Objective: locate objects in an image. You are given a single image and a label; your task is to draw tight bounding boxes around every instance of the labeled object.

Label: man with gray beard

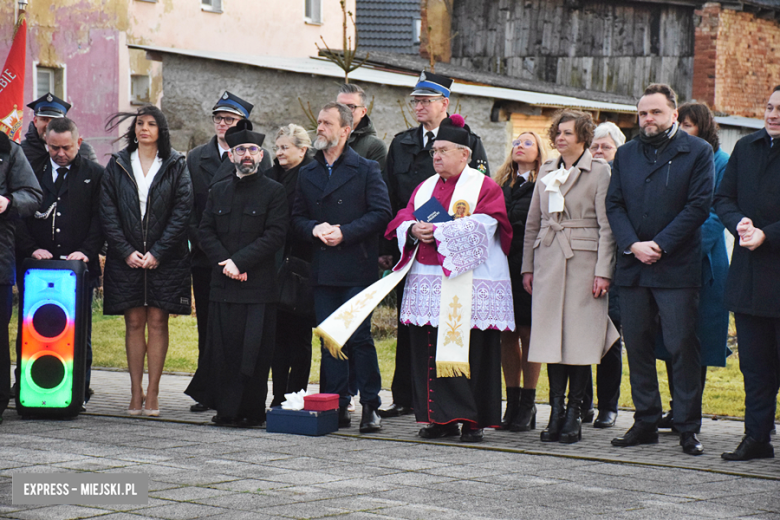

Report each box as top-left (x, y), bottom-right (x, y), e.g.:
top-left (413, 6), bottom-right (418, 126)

top-left (292, 102), bottom-right (392, 433)
top-left (185, 120), bottom-right (288, 427)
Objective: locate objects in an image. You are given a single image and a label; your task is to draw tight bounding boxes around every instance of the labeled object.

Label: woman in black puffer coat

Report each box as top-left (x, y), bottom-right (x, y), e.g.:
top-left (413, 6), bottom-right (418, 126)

top-left (101, 105), bottom-right (192, 417)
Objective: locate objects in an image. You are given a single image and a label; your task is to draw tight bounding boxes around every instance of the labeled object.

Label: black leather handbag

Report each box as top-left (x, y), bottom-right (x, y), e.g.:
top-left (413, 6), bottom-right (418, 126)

top-left (276, 256), bottom-right (315, 317)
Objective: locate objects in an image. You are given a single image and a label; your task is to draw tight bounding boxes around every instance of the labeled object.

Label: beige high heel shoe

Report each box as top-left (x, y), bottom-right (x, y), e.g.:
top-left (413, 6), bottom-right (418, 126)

top-left (127, 394), bottom-right (145, 416)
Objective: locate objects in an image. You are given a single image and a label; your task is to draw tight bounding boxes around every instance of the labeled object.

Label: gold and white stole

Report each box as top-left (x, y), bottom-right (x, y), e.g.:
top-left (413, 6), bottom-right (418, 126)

top-left (314, 167), bottom-right (484, 380)
top-left (413, 167), bottom-right (484, 378)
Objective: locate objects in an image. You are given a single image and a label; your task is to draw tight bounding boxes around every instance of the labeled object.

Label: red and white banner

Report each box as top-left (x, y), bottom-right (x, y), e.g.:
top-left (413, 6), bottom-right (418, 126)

top-left (0, 18), bottom-right (27, 142)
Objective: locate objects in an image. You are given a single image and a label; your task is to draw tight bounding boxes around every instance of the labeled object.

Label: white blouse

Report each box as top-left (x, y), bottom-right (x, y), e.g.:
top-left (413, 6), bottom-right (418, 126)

top-left (130, 150), bottom-right (163, 219)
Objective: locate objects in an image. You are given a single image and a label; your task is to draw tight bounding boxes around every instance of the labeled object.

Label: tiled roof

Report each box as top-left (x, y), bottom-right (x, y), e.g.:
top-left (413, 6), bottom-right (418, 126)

top-left (356, 0), bottom-right (421, 54)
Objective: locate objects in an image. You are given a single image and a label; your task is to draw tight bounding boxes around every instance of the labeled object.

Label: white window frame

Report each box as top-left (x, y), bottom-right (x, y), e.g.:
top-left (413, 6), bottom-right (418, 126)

top-left (413, 18), bottom-right (422, 45)
top-left (130, 74), bottom-right (152, 105)
top-left (33, 63), bottom-right (67, 101)
top-left (304, 0), bottom-right (322, 25)
top-left (201, 0), bottom-right (222, 13)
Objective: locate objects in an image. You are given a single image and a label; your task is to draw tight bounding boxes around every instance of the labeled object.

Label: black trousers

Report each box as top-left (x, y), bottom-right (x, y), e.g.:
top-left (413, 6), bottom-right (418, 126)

top-left (0, 286), bottom-right (12, 415)
top-left (584, 284), bottom-right (622, 413)
top-left (620, 286), bottom-right (702, 433)
top-left (191, 266), bottom-right (211, 366)
top-left (734, 313), bottom-right (780, 443)
top-left (388, 281), bottom-right (413, 408)
top-left (271, 309), bottom-right (313, 405)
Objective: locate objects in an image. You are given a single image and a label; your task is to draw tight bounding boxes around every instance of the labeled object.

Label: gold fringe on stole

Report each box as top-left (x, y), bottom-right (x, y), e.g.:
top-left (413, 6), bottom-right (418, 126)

top-left (313, 328), bottom-right (348, 360)
top-left (436, 362), bottom-right (471, 379)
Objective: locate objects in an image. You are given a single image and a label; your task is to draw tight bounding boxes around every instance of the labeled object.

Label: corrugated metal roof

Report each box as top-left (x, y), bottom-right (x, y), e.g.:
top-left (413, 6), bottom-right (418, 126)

top-left (715, 115), bottom-right (765, 130)
top-left (130, 44), bottom-right (638, 114)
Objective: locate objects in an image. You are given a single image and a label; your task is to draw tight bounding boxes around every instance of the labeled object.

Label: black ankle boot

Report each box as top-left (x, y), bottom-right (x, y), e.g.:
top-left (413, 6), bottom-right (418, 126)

top-left (559, 365), bottom-right (589, 444)
top-left (559, 402), bottom-right (582, 443)
top-left (501, 387), bottom-right (521, 430)
top-left (510, 388), bottom-right (536, 432)
top-left (541, 365), bottom-right (566, 442)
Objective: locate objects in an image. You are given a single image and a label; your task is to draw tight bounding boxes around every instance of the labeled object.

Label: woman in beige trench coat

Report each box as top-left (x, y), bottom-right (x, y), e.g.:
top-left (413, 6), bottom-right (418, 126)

top-left (522, 111), bottom-right (619, 444)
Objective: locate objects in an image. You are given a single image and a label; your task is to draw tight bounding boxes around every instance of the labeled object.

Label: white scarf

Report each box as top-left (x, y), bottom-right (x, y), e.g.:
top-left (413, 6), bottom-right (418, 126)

top-left (540, 166), bottom-right (572, 213)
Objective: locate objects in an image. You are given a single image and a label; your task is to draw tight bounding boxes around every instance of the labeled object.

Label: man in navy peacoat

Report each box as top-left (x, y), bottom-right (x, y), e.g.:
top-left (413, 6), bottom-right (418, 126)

top-left (606, 84), bottom-right (713, 456)
top-left (291, 103), bottom-right (392, 433)
top-left (716, 86), bottom-right (780, 461)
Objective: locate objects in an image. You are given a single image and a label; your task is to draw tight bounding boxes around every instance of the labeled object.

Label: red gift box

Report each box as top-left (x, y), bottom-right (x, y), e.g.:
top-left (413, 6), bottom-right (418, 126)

top-left (303, 393), bottom-right (340, 411)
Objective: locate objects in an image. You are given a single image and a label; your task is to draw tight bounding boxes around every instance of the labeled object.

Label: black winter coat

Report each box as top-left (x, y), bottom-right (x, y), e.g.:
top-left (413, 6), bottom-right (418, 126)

top-left (198, 170), bottom-right (288, 303)
top-left (384, 123), bottom-right (490, 215)
top-left (348, 116), bottom-right (387, 170)
top-left (714, 129), bottom-right (780, 317)
top-left (187, 135), bottom-right (271, 268)
top-left (16, 154), bottom-right (104, 282)
top-left (100, 148), bottom-right (193, 315)
top-left (606, 131), bottom-right (714, 288)
top-left (265, 155), bottom-right (313, 262)
top-left (503, 177), bottom-right (534, 325)
top-left (0, 132), bottom-right (42, 285)
top-left (21, 121), bottom-right (98, 170)
top-left (292, 147), bottom-right (392, 287)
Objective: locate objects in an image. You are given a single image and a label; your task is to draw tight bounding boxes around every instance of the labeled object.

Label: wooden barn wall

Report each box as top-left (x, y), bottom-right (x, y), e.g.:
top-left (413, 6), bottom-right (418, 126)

top-left (449, 0), bottom-right (695, 100)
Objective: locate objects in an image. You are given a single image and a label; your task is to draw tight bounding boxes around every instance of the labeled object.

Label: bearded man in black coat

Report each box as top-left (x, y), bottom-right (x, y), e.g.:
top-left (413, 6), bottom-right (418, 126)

top-left (186, 121), bottom-right (288, 427)
top-left (187, 91), bottom-right (271, 413)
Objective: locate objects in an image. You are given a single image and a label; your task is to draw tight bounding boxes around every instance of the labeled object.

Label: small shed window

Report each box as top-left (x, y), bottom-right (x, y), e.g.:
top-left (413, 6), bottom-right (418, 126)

top-left (202, 0), bottom-right (222, 13)
top-left (131, 75), bottom-right (151, 104)
top-left (305, 0), bottom-right (322, 24)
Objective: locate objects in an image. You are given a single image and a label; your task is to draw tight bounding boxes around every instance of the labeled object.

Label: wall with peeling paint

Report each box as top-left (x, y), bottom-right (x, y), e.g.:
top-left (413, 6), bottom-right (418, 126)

top-left (0, 0), bottom-right (355, 164)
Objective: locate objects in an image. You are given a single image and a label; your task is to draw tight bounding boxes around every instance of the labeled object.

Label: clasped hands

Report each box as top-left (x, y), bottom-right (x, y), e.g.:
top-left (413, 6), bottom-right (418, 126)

top-left (219, 259), bottom-right (247, 282)
top-left (33, 249), bottom-right (89, 262)
top-left (411, 221), bottom-right (435, 244)
top-left (630, 241), bottom-right (663, 265)
top-left (313, 222), bottom-right (343, 246)
top-left (737, 217), bottom-right (766, 251)
top-left (125, 251), bottom-right (159, 269)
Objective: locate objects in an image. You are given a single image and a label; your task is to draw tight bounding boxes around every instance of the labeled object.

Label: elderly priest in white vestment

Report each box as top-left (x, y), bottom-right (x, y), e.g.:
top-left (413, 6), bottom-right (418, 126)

top-left (384, 115), bottom-right (514, 443)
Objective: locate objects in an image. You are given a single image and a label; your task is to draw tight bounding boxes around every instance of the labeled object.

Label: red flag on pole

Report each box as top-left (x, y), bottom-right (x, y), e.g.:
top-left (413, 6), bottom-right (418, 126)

top-left (0, 18), bottom-right (27, 143)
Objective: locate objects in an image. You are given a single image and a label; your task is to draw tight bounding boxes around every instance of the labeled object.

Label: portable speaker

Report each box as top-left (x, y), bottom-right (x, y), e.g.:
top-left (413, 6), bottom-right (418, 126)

top-left (16, 259), bottom-right (89, 417)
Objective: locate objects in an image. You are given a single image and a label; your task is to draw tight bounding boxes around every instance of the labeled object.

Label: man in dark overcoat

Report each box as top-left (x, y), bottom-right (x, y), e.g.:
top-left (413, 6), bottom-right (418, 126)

top-left (15, 117), bottom-right (103, 408)
top-left (186, 91), bottom-right (271, 413)
top-left (606, 83), bottom-right (713, 456)
top-left (379, 72), bottom-right (490, 419)
top-left (20, 93), bottom-right (97, 169)
top-left (0, 131), bottom-right (42, 425)
top-left (291, 102), bottom-right (392, 433)
top-left (185, 121), bottom-right (287, 427)
top-left (716, 85), bottom-right (780, 461)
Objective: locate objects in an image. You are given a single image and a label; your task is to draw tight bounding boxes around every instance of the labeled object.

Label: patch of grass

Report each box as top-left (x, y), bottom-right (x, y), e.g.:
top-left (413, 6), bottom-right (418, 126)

top-left (11, 302), bottom-right (778, 419)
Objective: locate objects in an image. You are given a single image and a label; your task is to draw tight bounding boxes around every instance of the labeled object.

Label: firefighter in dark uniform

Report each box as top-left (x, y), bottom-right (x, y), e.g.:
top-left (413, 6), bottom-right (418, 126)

top-left (15, 117), bottom-right (103, 409)
top-left (379, 71), bottom-right (490, 418)
top-left (21, 93), bottom-right (98, 170)
top-left (186, 91), bottom-right (272, 413)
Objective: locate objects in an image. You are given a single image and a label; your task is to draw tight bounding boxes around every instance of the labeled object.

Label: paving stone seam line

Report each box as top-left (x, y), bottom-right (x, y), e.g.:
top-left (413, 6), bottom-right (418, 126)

top-left (329, 433), bottom-right (780, 482)
top-left (10, 410), bottom-right (777, 483)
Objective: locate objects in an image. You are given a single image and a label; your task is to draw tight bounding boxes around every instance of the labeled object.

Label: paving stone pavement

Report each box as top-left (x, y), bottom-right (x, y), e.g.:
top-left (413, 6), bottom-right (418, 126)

top-left (0, 367), bottom-right (778, 519)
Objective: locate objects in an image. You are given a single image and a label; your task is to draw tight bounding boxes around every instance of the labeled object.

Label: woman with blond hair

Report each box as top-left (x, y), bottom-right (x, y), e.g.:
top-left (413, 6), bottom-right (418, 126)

top-left (493, 131), bottom-right (547, 432)
top-left (267, 124), bottom-right (314, 407)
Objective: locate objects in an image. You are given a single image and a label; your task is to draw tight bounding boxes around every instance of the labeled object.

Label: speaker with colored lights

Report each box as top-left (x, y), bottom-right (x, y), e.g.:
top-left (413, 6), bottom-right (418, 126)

top-left (16, 259), bottom-right (89, 418)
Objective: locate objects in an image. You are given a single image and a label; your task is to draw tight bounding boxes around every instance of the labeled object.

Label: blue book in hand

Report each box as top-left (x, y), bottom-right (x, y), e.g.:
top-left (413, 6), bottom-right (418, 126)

top-left (414, 197), bottom-right (453, 223)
